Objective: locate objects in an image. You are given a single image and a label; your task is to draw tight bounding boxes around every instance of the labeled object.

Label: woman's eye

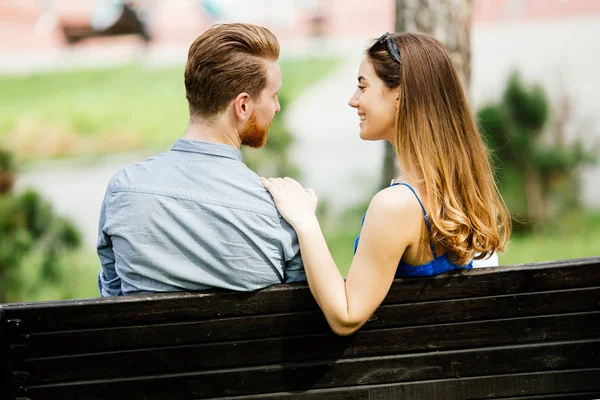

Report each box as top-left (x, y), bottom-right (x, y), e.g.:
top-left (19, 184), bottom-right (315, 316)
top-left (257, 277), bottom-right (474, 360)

top-left (357, 85), bottom-right (366, 91)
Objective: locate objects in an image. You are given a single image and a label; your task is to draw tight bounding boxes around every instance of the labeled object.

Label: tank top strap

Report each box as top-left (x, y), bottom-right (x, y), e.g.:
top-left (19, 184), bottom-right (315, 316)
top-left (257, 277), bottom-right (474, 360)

top-left (391, 182), bottom-right (438, 259)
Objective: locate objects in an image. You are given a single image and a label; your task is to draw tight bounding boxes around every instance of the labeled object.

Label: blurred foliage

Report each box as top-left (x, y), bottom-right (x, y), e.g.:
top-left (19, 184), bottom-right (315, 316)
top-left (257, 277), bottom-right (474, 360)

top-left (0, 148), bottom-right (81, 303)
top-left (478, 72), bottom-right (597, 231)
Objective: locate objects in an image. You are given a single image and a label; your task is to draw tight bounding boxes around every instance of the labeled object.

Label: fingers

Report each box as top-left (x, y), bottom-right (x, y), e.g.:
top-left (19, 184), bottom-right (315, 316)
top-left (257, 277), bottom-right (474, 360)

top-left (260, 177), bottom-right (279, 197)
top-left (262, 177), bottom-right (304, 190)
top-left (260, 177), bottom-right (270, 188)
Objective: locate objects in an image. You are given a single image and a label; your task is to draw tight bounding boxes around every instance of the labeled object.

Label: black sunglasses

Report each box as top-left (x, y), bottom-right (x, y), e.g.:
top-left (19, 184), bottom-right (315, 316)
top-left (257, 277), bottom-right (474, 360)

top-left (377, 32), bottom-right (402, 64)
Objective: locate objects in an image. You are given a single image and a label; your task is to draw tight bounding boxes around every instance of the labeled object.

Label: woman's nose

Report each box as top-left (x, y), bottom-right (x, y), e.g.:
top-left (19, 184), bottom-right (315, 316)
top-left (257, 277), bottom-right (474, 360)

top-left (348, 92), bottom-right (359, 108)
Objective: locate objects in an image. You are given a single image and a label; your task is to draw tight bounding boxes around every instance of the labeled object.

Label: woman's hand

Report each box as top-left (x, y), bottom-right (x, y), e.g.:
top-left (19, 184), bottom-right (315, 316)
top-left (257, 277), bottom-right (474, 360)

top-left (260, 177), bottom-right (318, 230)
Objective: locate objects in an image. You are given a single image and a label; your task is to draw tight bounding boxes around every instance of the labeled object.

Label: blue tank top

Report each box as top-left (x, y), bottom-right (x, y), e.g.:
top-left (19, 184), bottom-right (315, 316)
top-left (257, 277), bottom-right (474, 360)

top-left (353, 182), bottom-right (473, 277)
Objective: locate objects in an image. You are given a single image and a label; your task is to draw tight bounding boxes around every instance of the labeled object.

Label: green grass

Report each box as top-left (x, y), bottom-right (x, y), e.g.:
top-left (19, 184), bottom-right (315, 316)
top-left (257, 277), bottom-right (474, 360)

top-left (326, 210), bottom-right (600, 277)
top-left (326, 229), bottom-right (357, 277)
top-left (0, 58), bottom-right (341, 161)
top-left (9, 249), bottom-right (100, 302)
top-left (499, 211), bottom-right (600, 265)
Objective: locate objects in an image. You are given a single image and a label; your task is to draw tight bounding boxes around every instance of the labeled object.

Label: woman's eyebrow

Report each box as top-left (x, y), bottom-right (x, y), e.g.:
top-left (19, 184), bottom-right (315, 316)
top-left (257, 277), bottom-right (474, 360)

top-left (358, 75), bottom-right (368, 83)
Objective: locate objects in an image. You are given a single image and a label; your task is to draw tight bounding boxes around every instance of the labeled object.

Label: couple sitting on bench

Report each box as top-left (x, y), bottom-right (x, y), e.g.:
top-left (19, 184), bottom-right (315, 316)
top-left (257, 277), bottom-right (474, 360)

top-left (97, 23), bottom-right (510, 336)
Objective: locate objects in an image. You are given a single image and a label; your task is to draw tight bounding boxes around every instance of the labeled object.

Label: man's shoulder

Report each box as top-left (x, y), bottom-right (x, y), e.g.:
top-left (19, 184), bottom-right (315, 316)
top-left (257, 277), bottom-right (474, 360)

top-left (107, 152), bottom-right (170, 190)
top-left (104, 152), bottom-right (286, 221)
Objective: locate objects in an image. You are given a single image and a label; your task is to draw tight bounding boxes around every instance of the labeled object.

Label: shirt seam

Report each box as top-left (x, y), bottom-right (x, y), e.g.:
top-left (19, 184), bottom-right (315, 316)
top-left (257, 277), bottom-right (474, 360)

top-left (110, 185), bottom-right (281, 220)
top-left (170, 148), bottom-right (243, 161)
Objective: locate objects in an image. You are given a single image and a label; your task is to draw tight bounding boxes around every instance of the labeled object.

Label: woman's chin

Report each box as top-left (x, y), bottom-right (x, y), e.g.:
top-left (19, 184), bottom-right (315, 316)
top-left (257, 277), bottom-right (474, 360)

top-left (359, 130), bottom-right (380, 141)
top-left (359, 128), bottom-right (370, 140)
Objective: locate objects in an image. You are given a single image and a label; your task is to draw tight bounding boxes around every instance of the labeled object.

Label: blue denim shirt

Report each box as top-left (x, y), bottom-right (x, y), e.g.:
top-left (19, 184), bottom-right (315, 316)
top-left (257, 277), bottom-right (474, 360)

top-left (97, 139), bottom-right (306, 296)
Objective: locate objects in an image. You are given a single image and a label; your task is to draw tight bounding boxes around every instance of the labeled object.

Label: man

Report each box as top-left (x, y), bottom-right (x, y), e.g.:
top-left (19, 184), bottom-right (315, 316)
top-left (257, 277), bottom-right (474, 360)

top-left (97, 23), bottom-right (305, 296)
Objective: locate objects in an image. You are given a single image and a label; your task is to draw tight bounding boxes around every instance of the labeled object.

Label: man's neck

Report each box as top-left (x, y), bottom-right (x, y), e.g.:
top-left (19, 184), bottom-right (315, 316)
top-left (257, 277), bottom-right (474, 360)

top-left (183, 115), bottom-right (241, 149)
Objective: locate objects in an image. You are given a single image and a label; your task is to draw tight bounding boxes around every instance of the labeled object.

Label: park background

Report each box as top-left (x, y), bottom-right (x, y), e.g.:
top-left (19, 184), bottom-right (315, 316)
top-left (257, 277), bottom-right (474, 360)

top-left (1, 0), bottom-right (599, 302)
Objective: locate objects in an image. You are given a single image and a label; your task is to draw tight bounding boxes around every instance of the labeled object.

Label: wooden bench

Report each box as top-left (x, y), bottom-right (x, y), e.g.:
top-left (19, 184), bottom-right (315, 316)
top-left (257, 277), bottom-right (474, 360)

top-left (1, 257), bottom-right (599, 400)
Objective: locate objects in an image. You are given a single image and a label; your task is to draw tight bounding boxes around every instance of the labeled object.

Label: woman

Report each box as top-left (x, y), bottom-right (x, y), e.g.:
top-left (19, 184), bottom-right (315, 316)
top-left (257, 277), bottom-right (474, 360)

top-left (261, 32), bottom-right (511, 336)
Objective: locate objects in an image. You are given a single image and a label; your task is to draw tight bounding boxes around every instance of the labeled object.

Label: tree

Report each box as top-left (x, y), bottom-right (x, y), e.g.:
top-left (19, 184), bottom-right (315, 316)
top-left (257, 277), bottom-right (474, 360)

top-left (0, 149), bottom-right (81, 303)
top-left (478, 72), bottom-right (596, 230)
top-left (383, 0), bottom-right (473, 187)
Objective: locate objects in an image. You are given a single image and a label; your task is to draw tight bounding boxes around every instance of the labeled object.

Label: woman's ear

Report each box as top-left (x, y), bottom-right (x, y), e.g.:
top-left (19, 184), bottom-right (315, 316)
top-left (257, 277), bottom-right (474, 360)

top-left (395, 88), bottom-right (402, 104)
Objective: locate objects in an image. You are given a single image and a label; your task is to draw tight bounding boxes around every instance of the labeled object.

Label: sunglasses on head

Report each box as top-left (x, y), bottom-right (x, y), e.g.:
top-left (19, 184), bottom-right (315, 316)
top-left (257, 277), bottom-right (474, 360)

top-left (377, 32), bottom-right (402, 64)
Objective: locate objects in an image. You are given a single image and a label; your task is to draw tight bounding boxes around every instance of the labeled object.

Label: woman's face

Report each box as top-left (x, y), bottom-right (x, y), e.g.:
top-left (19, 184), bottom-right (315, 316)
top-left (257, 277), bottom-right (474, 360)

top-left (348, 57), bottom-right (399, 142)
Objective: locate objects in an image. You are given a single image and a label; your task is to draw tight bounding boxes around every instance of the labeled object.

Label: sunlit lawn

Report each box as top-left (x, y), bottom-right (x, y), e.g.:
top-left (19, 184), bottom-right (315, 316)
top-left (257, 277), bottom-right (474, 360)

top-left (0, 57), bottom-right (341, 161)
top-left (499, 211), bottom-right (600, 265)
top-left (328, 211), bottom-right (600, 277)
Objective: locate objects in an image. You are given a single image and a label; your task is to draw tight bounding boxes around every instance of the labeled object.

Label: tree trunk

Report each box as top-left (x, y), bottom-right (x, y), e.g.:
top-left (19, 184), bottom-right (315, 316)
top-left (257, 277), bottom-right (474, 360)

top-left (382, 0), bottom-right (473, 187)
top-left (395, 0), bottom-right (472, 87)
top-left (0, 171), bottom-right (14, 194)
top-left (524, 163), bottom-right (546, 229)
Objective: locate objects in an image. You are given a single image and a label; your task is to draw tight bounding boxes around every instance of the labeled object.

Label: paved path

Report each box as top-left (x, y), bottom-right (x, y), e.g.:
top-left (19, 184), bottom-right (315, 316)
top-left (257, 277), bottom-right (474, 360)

top-left (15, 151), bottom-right (153, 250)
top-left (286, 56), bottom-right (383, 211)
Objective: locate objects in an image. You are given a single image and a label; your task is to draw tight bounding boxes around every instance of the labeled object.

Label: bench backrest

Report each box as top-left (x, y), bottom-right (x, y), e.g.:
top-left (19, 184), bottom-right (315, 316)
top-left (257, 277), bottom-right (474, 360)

top-left (1, 257), bottom-right (600, 399)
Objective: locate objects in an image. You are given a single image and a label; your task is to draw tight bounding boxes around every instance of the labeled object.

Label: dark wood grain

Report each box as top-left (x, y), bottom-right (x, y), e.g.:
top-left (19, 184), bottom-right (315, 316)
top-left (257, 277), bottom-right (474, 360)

top-left (13, 285), bottom-right (600, 360)
top-left (16, 312), bottom-right (600, 385)
top-left (493, 392), bottom-right (600, 399)
top-left (0, 309), bottom-right (16, 400)
top-left (21, 340), bottom-right (600, 399)
top-left (2, 257), bottom-right (600, 400)
top-left (213, 369), bottom-right (600, 400)
top-left (3, 258), bottom-right (599, 333)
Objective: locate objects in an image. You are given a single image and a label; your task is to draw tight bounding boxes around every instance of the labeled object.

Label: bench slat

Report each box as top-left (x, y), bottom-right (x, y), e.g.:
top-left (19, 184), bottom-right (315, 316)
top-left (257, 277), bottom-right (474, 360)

top-left (20, 340), bottom-right (600, 399)
top-left (3, 258), bottom-right (599, 333)
top-left (493, 393), bottom-right (600, 399)
top-left (0, 309), bottom-right (16, 400)
top-left (14, 286), bottom-right (600, 359)
top-left (213, 369), bottom-right (600, 400)
top-left (15, 312), bottom-right (600, 385)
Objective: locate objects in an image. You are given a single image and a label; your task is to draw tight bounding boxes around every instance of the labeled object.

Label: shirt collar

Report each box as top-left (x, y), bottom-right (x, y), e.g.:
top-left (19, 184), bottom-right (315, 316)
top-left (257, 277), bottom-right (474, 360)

top-left (170, 138), bottom-right (244, 161)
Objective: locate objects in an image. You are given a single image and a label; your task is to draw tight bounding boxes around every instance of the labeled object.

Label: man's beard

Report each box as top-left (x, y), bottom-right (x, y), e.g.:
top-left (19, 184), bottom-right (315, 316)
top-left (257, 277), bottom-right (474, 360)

top-left (240, 111), bottom-right (272, 149)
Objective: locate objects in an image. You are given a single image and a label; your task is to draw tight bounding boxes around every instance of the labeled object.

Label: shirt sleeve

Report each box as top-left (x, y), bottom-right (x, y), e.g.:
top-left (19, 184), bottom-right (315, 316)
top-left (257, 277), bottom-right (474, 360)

top-left (97, 183), bottom-right (123, 296)
top-left (279, 218), bottom-right (306, 283)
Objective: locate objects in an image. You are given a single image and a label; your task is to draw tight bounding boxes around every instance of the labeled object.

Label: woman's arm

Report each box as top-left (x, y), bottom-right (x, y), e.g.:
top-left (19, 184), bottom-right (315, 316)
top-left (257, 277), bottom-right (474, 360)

top-left (262, 178), bottom-right (416, 335)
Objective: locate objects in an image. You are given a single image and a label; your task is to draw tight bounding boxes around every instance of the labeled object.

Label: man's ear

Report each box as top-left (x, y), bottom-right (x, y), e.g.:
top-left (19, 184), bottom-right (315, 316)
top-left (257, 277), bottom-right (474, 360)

top-left (233, 92), bottom-right (251, 121)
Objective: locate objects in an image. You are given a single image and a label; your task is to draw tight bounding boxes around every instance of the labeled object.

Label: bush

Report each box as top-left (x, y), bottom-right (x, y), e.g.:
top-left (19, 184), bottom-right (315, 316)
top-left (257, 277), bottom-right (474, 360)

top-left (0, 148), bottom-right (81, 302)
top-left (478, 72), bottom-right (596, 231)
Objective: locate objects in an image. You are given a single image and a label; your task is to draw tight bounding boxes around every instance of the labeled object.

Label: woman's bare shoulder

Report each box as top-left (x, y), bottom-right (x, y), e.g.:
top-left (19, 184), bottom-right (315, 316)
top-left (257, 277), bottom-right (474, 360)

top-left (366, 184), bottom-right (423, 223)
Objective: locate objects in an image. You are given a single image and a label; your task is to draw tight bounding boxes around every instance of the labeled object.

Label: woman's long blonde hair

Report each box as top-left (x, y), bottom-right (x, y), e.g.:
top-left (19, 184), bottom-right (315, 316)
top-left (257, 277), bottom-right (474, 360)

top-left (367, 32), bottom-right (510, 265)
